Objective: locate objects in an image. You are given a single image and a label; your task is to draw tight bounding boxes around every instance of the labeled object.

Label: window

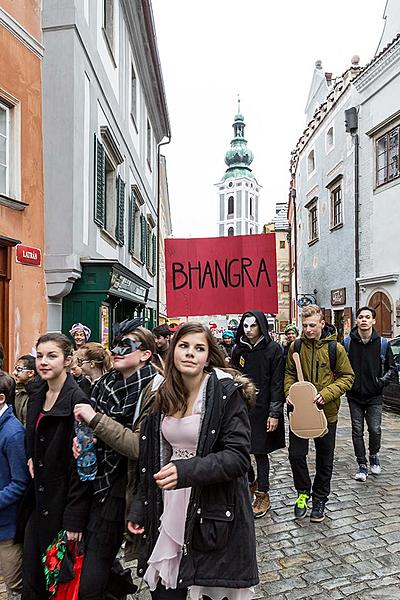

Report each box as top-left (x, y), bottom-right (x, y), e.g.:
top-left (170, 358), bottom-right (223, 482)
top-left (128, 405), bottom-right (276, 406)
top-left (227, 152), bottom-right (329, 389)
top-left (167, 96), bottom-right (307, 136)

top-left (128, 192), bottom-right (140, 257)
top-left (376, 125), bottom-right (399, 187)
top-left (227, 227), bottom-right (234, 236)
top-left (282, 283), bottom-right (290, 293)
top-left (307, 149), bottom-right (315, 176)
top-left (0, 103), bottom-right (9, 195)
top-left (280, 240), bottom-right (285, 249)
top-left (103, 0), bottom-right (114, 52)
top-left (330, 185), bottom-right (343, 228)
top-left (307, 199), bottom-right (319, 243)
top-left (94, 129), bottom-right (124, 243)
top-left (326, 126), bottom-right (334, 152)
top-left (130, 64), bottom-right (137, 125)
top-left (250, 197), bottom-right (253, 217)
top-left (249, 227), bottom-right (253, 235)
top-left (227, 195), bottom-right (234, 215)
top-left (146, 119), bottom-right (152, 169)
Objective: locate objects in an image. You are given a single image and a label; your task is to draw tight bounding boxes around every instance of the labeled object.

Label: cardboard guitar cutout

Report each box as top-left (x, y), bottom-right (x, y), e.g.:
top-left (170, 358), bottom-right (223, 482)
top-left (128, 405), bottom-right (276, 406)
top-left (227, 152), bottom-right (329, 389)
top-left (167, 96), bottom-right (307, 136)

top-left (288, 352), bottom-right (328, 439)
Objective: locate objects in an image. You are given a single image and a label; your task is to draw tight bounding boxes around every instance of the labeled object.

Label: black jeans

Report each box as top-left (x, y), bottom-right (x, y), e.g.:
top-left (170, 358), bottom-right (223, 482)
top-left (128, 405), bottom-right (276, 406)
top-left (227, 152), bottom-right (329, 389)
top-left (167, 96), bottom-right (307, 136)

top-left (248, 454), bottom-right (270, 492)
top-left (348, 400), bottom-right (382, 464)
top-left (288, 421), bottom-right (337, 503)
top-left (150, 582), bottom-right (188, 599)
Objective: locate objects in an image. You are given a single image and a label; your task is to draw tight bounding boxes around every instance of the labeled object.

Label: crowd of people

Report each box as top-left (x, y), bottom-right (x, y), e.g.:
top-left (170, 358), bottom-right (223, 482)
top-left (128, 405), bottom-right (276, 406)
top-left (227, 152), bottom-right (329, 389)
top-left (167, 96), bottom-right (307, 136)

top-left (0, 305), bottom-right (396, 600)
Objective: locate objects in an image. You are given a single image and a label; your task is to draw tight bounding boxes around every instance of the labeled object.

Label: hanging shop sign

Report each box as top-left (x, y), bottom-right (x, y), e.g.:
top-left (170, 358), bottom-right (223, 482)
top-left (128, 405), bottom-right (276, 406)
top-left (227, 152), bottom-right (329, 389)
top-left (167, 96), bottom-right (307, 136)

top-left (15, 244), bottom-right (42, 266)
top-left (331, 287), bottom-right (346, 306)
top-left (165, 233), bottom-right (278, 316)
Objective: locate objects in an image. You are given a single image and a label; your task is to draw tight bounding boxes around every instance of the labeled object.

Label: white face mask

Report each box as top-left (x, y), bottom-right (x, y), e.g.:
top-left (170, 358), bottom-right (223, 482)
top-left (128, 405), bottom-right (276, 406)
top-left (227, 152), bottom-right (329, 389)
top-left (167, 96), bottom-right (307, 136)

top-left (243, 316), bottom-right (261, 340)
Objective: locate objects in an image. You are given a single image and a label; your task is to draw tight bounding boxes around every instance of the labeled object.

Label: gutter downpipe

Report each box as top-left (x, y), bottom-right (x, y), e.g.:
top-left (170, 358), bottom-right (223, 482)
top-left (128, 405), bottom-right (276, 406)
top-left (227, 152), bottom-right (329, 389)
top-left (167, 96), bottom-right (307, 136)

top-left (354, 132), bottom-right (360, 314)
top-left (156, 137), bottom-right (171, 325)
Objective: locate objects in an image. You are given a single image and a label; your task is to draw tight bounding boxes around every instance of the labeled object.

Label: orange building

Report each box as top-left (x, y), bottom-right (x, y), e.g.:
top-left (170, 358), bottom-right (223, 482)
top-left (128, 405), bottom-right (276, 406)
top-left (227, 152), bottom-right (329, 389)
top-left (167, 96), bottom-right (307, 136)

top-left (0, 0), bottom-right (46, 369)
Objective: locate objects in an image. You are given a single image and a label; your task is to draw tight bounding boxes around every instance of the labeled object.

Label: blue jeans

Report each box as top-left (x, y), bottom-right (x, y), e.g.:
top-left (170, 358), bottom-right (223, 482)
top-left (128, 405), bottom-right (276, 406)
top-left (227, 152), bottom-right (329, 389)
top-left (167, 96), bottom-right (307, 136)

top-left (348, 401), bottom-right (382, 465)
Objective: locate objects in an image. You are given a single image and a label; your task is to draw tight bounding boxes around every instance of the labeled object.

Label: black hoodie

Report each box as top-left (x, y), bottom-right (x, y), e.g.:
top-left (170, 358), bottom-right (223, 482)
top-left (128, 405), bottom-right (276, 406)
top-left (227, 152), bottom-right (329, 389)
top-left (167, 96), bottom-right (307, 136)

top-left (346, 326), bottom-right (396, 404)
top-left (231, 311), bottom-right (285, 454)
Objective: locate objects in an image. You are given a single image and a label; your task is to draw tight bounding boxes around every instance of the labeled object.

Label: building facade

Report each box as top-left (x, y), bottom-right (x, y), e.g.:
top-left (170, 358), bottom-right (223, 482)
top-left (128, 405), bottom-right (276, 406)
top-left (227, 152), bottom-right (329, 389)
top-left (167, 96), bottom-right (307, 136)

top-left (0, 0), bottom-right (47, 369)
top-left (354, 27), bottom-right (400, 337)
top-left (216, 105), bottom-right (261, 237)
top-left (289, 59), bottom-right (361, 340)
top-left (158, 153), bottom-right (172, 323)
top-left (42, 0), bottom-right (170, 344)
top-left (264, 203), bottom-right (290, 338)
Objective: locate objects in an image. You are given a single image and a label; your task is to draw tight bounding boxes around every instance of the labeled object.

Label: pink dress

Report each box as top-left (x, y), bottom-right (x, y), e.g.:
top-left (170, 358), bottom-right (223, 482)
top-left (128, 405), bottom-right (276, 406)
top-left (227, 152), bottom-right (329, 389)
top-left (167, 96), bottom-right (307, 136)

top-left (144, 378), bottom-right (255, 600)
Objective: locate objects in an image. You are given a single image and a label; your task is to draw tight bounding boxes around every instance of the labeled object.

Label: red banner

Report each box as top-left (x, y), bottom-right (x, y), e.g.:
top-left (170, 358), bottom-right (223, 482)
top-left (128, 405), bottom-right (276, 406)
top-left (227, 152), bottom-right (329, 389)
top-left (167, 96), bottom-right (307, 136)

top-left (165, 234), bottom-right (278, 317)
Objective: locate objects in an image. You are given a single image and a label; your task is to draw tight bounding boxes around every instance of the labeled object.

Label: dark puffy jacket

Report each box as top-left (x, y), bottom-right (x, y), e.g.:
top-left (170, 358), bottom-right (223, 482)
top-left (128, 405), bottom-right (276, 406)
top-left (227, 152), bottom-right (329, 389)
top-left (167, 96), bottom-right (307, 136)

top-left (128, 369), bottom-right (259, 589)
top-left (346, 327), bottom-right (396, 405)
top-left (231, 310), bottom-right (285, 454)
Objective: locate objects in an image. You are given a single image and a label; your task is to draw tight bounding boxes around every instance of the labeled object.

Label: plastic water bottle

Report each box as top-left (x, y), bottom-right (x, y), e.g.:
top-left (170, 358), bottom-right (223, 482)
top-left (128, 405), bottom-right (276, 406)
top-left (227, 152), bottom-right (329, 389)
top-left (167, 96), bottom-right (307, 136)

top-left (75, 421), bottom-right (97, 481)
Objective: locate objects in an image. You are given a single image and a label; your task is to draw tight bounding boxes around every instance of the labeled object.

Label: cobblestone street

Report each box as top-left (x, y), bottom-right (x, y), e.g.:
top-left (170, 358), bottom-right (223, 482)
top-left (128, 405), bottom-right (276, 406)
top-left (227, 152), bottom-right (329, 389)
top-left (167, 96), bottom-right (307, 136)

top-left (2, 401), bottom-right (399, 600)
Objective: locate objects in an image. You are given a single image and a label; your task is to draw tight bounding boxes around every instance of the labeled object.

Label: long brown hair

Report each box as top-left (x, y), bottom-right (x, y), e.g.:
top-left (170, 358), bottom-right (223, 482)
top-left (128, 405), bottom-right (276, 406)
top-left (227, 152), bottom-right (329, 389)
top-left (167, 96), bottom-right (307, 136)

top-left (154, 322), bottom-right (226, 416)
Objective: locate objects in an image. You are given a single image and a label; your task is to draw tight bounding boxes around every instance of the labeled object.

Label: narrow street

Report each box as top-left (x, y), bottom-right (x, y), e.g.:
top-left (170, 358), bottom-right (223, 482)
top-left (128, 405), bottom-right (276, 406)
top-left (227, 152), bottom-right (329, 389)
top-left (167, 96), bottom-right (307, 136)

top-left (130, 401), bottom-right (400, 600)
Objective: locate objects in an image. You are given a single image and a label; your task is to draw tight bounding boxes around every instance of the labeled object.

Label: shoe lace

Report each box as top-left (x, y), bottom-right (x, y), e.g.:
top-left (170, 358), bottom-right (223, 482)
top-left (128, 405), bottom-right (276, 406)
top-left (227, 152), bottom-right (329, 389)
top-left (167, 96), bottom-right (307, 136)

top-left (296, 493), bottom-right (309, 509)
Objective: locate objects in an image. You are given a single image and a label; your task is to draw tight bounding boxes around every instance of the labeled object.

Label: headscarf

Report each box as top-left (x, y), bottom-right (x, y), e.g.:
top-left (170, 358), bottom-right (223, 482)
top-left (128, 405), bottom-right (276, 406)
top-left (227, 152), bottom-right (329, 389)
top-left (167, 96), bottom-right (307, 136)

top-left (69, 323), bottom-right (91, 342)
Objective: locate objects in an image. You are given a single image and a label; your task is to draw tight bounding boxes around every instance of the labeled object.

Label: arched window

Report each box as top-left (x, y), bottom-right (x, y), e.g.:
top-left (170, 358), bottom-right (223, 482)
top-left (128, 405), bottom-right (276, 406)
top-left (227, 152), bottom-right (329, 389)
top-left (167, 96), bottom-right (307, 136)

top-left (227, 196), bottom-right (234, 215)
top-left (249, 227), bottom-right (253, 235)
top-left (228, 227), bottom-right (234, 236)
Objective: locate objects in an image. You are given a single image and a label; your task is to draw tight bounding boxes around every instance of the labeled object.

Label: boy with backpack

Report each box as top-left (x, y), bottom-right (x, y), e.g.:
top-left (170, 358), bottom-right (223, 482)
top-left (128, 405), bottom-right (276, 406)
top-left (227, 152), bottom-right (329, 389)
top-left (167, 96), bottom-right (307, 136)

top-left (284, 304), bottom-right (354, 522)
top-left (344, 306), bottom-right (396, 481)
top-left (0, 371), bottom-right (29, 599)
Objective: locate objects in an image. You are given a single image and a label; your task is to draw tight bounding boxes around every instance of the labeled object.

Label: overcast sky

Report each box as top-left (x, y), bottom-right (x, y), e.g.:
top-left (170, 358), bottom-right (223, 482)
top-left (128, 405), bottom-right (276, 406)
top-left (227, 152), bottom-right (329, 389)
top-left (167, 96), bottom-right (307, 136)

top-left (152, 0), bottom-right (387, 238)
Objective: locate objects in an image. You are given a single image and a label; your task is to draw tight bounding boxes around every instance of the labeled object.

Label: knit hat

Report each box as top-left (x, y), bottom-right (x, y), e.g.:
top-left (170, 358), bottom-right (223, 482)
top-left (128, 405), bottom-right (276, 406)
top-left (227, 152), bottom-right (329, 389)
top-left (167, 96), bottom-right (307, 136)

top-left (284, 324), bottom-right (299, 336)
top-left (69, 323), bottom-right (91, 342)
top-left (222, 330), bottom-right (235, 339)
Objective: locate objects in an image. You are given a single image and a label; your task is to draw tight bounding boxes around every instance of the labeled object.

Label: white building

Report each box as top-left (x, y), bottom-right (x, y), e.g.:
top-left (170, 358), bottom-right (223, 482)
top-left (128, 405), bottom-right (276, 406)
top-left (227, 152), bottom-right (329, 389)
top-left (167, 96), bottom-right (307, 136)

top-left (216, 105), bottom-right (261, 237)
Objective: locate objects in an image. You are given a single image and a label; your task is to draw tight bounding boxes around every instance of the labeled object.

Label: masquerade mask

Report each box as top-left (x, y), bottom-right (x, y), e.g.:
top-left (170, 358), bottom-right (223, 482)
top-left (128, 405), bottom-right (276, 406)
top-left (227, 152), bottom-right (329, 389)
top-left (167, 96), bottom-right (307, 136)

top-left (111, 338), bottom-right (142, 356)
top-left (243, 316), bottom-right (257, 334)
top-left (14, 366), bottom-right (30, 373)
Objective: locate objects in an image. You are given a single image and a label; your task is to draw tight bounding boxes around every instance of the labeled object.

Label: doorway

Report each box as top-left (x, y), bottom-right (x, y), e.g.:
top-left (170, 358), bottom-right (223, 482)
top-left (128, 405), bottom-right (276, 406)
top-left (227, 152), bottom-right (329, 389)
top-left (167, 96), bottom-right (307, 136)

top-left (0, 246), bottom-right (11, 370)
top-left (369, 291), bottom-right (392, 337)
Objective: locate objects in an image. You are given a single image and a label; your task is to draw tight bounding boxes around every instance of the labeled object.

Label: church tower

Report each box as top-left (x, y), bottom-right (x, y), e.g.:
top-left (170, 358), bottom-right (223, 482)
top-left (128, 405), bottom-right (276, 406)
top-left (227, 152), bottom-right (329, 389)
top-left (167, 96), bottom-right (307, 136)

top-left (216, 101), bottom-right (262, 236)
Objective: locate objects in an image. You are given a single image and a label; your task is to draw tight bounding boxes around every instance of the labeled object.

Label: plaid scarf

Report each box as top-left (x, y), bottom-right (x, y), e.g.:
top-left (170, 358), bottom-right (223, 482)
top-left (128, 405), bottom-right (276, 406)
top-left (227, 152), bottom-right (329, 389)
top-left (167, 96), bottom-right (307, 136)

top-left (91, 363), bottom-right (156, 499)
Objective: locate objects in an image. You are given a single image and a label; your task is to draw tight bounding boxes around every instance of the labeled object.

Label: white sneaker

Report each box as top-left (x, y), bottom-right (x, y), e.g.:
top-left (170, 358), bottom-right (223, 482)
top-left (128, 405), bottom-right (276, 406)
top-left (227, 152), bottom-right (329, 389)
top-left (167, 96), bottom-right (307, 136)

top-left (354, 464), bottom-right (368, 481)
top-left (370, 454), bottom-right (381, 475)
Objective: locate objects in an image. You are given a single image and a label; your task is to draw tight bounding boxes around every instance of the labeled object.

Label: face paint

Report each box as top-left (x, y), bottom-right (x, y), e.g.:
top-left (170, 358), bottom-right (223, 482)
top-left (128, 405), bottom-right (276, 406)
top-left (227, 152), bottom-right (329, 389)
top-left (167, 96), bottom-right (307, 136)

top-left (111, 338), bottom-right (142, 356)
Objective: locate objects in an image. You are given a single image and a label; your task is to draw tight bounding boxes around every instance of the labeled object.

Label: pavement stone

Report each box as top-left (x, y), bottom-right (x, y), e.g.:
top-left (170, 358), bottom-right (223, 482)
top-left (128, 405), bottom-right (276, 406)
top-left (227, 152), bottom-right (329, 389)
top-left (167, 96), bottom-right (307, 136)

top-left (2, 403), bottom-right (398, 600)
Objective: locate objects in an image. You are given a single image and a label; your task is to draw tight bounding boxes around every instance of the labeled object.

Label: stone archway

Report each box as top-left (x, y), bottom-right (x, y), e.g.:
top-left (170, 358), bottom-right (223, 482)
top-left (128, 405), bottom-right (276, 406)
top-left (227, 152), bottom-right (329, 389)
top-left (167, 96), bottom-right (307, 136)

top-left (369, 291), bottom-right (393, 337)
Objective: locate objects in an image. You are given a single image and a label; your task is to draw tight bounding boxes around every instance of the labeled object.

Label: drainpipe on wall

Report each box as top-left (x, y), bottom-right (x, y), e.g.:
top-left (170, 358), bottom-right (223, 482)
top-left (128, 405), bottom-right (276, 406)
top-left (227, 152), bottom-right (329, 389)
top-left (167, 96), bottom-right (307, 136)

top-left (156, 137), bottom-right (171, 324)
top-left (345, 107), bottom-right (360, 315)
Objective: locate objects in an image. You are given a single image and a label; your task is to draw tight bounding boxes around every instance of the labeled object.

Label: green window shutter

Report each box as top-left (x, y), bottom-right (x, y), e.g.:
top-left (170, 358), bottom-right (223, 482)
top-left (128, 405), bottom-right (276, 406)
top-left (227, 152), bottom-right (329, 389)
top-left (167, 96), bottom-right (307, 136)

top-left (94, 135), bottom-right (105, 227)
top-left (146, 223), bottom-right (151, 270)
top-left (115, 175), bottom-right (125, 245)
top-left (151, 233), bottom-right (157, 275)
top-left (128, 193), bottom-right (136, 254)
top-left (140, 214), bottom-right (146, 263)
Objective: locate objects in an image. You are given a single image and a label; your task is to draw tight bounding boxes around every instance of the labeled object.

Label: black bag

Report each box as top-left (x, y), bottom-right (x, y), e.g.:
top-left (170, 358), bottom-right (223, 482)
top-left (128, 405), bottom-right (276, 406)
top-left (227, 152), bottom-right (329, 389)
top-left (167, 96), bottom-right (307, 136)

top-left (105, 559), bottom-right (138, 599)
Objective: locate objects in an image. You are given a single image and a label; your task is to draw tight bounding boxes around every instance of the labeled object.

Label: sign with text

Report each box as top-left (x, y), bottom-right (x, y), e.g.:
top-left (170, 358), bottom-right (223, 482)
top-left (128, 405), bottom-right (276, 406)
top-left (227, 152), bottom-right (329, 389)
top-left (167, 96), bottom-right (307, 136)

top-left (15, 244), bottom-right (42, 267)
top-left (166, 234), bottom-right (278, 316)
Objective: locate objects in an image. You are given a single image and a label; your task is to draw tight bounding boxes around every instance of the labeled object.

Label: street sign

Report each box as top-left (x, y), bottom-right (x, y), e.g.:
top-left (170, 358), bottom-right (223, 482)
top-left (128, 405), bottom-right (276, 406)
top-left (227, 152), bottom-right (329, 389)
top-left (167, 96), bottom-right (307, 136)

top-left (15, 244), bottom-right (42, 266)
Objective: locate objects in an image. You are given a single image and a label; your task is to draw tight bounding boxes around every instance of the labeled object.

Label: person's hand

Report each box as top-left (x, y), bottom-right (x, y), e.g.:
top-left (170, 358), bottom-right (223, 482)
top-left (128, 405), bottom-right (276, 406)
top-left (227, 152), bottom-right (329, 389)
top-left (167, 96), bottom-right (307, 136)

top-left (154, 462), bottom-right (178, 490)
top-left (66, 531), bottom-right (82, 542)
top-left (74, 403), bottom-right (96, 424)
top-left (127, 522), bottom-right (145, 535)
top-left (72, 437), bottom-right (81, 460)
top-left (314, 393), bottom-right (325, 405)
top-left (286, 396), bottom-right (293, 407)
top-left (27, 458), bottom-right (34, 479)
top-left (267, 417), bottom-right (279, 432)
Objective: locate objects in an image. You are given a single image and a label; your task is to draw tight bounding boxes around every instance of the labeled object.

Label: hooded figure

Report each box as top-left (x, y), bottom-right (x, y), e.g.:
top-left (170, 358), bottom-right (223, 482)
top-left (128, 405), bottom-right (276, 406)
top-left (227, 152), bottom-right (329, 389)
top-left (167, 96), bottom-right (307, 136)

top-left (231, 311), bottom-right (285, 518)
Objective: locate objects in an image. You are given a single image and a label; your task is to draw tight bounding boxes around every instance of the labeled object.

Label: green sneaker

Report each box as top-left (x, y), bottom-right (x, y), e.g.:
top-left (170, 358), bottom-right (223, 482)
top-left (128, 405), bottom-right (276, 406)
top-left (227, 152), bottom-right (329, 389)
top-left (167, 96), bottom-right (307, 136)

top-left (294, 492), bottom-right (310, 520)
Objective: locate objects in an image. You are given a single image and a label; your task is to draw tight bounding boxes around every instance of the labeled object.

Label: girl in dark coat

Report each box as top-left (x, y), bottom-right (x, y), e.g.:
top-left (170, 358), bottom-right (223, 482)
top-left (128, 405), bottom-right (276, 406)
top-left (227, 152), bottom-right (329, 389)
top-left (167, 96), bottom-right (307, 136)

top-left (128, 322), bottom-right (259, 600)
top-left (22, 333), bottom-right (91, 600)
top-left (231, 311), bottom-right (285, 518)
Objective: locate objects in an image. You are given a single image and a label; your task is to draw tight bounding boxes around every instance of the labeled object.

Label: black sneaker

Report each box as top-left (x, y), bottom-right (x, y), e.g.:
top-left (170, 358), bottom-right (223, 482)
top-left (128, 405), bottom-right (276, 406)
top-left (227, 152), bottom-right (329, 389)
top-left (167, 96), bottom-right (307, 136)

top-left (310, 499), bottom-right (325, 522)
top-left (294, 492), bottom-right (310, 520)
